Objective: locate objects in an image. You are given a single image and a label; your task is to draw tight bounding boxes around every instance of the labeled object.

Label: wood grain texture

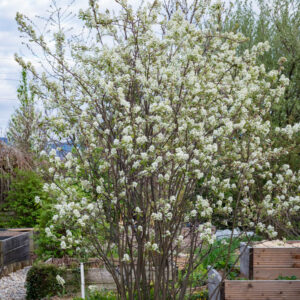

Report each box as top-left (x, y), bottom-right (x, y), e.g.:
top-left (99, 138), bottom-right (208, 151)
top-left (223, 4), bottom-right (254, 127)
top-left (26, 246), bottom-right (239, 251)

top-left (225, 280), bottom-right (300, 300)
top-left (0, 232), bottom-right (30, 268)
top-left (253, 267), bottom-right (300, 280)
top-left (2, 232), bottom-right (29, 252)
top-left (253, 248), bottom-right (300, 268)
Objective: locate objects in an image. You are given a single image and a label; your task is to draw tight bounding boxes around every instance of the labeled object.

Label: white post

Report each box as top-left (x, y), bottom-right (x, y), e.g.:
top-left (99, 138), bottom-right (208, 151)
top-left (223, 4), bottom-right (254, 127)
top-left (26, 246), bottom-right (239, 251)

top-left (80, 262), bottom-right (85, 299)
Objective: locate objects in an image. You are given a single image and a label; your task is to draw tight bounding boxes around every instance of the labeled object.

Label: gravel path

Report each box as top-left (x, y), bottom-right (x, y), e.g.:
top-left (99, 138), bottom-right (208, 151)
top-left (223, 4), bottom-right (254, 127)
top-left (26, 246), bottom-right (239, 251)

top-left (0, 267), bottom-right (30, 300)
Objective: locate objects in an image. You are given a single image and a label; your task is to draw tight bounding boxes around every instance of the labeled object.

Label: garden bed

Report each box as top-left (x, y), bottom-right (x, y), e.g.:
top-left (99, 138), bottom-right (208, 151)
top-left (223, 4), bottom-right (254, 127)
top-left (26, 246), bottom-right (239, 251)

top-left (0, 230), bottom-right (31, 277)
top-left (208, 268), bottom-right (300, 300)
top-left (240, 240), bottom-right (300, 279)
top-left (7, 228), bottom-right (36, 255)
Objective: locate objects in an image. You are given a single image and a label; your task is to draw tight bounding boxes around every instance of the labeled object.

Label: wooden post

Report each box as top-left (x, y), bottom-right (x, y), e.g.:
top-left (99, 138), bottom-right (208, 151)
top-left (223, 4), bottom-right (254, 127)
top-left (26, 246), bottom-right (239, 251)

top-left (208, 267), bottom-right (223, 300)
top-left (80, 262), bottom-right (85, 299)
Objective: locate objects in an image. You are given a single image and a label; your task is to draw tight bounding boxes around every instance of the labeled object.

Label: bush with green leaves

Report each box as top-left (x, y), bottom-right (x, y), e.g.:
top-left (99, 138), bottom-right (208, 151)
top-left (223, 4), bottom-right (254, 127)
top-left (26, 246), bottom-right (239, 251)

top-left (35, 183), bottom-right (92, 259)
top-left (2, 169), bottom-right (44, 228)
top-left (26, 264), bottom-right (65, 300)
top-left (26, 263), bottom-right (80, 299)
top-left (35, 202), bottom-right (81, 259)
top-left (277, 275), bottom-right (298, 280)
top-left (34, 203), bottom-right (66, 258)
top-left (73, 288), bottom-right (208, 300)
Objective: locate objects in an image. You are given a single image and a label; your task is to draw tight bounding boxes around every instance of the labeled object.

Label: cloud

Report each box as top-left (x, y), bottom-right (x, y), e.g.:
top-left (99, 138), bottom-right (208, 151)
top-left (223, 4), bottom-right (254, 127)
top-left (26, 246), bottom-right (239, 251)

top-left (0, 0), bottom-right (142, 132)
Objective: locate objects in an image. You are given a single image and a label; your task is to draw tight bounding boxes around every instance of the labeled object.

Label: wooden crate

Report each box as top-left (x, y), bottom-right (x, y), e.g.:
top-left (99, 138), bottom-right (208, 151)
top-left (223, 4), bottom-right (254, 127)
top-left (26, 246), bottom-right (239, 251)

top-left (240, 241), bottom-right (300, 280)
top-left (208, 268), bottom-right (300, 300)
top-left (7, 228), bottom-right (36, 254)
top-left (0, 231), bottom-right (30, 277)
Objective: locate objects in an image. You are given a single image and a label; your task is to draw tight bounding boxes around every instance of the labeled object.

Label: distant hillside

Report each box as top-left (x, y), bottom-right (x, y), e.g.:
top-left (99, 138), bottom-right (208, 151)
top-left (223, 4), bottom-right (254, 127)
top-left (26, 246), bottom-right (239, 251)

top-left (0, 137), bottom-right (72, 157)
top-left (0, 137), bottom-right (8, 144)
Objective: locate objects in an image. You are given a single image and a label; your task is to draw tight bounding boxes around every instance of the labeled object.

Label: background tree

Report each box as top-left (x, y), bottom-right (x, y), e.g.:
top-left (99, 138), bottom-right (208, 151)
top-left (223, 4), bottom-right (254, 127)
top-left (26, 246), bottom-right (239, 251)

top-left (7, 68), bottom-right (37, 152)
top-left (223, 0), bottom-right (300, 169)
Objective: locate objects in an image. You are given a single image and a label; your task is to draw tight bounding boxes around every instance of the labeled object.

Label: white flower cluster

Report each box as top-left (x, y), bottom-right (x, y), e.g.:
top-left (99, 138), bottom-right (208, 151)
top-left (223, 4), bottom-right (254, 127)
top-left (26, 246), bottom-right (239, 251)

top-left (21, 0), bottom-right (300, 264)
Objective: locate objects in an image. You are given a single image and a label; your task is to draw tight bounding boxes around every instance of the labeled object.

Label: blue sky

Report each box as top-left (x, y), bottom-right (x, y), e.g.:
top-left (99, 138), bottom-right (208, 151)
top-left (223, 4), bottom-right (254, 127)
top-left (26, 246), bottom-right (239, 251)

top-left (0, 0), bottom-right (119, 134)
top-left (0, 0), bottom-right (51, 133)
top-left (0, 0), bottom-right (238, 135)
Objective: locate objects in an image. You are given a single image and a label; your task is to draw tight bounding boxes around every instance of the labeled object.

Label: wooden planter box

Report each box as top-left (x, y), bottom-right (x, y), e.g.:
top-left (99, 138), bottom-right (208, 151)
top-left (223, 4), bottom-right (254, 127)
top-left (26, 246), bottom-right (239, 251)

top-left (0, 231), bottom-right (31, 277)
top-left (7, 228), bottom-right (36, 255)
top-left (208, 268), bottom-right (300, 300)
top-left (240, 241), bottom-right (300, 280)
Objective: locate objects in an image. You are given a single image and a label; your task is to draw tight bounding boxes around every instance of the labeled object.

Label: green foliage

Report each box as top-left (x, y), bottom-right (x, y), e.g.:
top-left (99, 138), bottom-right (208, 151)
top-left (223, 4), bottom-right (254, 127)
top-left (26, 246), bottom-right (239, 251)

top-left (35, 184), bottom-right (89, 259)
top-left (190, 237), bottom-right (263, 287)
top-left (74, 288), bottom-right (209, 300)
top-left (87, 290), bottom-right (118, 300)
top-left (187, 289), bottom-right (209, 300)
top-left (26, 264), bottom-right (64, 300)
top-left (1, 169), bottom-right (44, 227)
top-left (185, 238), bottom-right (240, 289)
top-left (35, 203), bottom-right (81, 259)
top-left (201, 239), bottom-right (241, 271)
top-left (277, 275), bottom-right (298, 280)
top-left (223, 0), bottom-right (300, 170)
top-left (73, 290), bottom-right (127, 300)
top-left (35, 200), bottom-right (66, 258)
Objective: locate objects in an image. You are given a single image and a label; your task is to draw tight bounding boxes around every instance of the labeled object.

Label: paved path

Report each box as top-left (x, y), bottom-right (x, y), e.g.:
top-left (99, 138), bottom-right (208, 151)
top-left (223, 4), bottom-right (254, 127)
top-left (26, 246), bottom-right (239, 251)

top-left (0, 267), bottom-right (30, 300)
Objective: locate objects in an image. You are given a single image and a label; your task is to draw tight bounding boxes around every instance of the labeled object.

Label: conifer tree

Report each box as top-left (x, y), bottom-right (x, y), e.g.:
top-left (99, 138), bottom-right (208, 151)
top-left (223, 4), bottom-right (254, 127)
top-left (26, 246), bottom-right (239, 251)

top-left (7, 68), bottom-right (36, 152)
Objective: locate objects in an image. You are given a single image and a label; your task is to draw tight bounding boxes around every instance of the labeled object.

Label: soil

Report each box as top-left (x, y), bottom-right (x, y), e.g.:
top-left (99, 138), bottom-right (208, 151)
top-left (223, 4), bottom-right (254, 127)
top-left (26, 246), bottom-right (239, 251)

top-left (253, 240), bottom-right (300, 248)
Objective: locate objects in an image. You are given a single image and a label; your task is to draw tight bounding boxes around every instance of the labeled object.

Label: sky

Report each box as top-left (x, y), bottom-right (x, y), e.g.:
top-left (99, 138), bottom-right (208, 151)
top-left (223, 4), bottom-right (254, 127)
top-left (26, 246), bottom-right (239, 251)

top-left (0, 0), bottom-right (50, 134)
top-left (0, 0), bottom-right (121, 135)
top-left (0, 0), bottom-right (245, 135)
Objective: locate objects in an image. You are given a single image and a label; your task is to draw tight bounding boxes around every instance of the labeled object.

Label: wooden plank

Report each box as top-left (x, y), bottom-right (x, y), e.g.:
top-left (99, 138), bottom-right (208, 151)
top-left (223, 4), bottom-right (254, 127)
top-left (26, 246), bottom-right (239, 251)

top-left (253, 267), bottom-right (300, 280)
top-left (7, 229), bottom-right (35, 253)
top-left (3, 243), bottom-right (30, 265)
top-left (1, 233), bottom-right (30, 268)
top-left (254, 248), bottom-right (300, 254)
top-left (253, 248), bottom-right (300, 268)
top-left (225, 280), bottom-right (300, 300)
top-left (2, 233), bottom-right (30, 252)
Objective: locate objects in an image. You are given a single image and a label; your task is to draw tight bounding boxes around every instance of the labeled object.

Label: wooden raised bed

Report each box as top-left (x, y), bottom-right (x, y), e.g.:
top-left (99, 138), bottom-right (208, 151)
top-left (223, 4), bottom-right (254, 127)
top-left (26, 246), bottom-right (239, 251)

top-left (0, 230), bottom-right (31, 277)
top-left (7, 228), bottom-right (36, 255)
top-left (208, 268), bottom-right (300, 300)
top-left (240, 241), bottom-right (300, 280)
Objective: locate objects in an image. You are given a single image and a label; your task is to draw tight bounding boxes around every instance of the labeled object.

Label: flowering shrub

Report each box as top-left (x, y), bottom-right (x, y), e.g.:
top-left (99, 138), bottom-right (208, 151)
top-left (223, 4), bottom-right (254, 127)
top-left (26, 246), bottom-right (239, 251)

top-left (17, 0), bottom-right (300, 298)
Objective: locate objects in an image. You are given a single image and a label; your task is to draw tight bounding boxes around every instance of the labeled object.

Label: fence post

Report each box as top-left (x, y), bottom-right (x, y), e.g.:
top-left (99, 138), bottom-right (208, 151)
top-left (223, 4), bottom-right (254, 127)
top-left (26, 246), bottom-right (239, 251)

top-left (80, 262), bottom-right (85, 299)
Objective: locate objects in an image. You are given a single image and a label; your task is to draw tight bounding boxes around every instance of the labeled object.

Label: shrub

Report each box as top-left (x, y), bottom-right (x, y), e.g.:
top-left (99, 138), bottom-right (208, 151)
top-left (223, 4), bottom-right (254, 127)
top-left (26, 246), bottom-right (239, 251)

top-left (2, 169), bottom-right (44, 228)
top-left (88, 290), bottom-right (118, 300)
top-left (26, 264), bottom-right (64, 300)
top-left (35, 196), bottom-right (85, 259)
top-left (35, 202), bottom-right (67, 259)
